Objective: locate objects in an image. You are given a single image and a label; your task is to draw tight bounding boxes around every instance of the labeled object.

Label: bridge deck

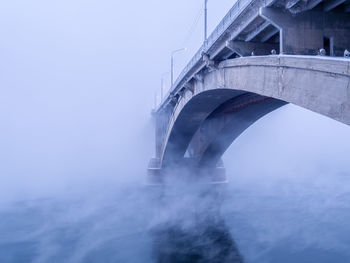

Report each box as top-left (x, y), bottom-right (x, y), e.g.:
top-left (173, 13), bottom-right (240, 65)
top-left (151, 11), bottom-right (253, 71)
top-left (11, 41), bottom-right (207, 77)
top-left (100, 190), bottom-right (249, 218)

top-left (156, 0), bottom-right (350, 112)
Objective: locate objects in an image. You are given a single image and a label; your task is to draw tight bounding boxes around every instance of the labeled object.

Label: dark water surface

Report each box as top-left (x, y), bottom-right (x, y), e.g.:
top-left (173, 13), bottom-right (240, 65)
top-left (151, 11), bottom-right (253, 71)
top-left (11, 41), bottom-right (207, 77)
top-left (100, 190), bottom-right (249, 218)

top-left (1, 179), bottom-right (350, 263)
top-left (150, 184), bottom-right (243, 263)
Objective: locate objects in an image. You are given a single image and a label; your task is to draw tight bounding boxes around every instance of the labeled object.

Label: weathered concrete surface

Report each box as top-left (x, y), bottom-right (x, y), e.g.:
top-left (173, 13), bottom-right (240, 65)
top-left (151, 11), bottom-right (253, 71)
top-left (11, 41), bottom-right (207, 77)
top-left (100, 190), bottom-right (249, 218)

top-left (220, 55), bottom-right (350, 124)
top-left (160, 55), bottom-right (350, 169)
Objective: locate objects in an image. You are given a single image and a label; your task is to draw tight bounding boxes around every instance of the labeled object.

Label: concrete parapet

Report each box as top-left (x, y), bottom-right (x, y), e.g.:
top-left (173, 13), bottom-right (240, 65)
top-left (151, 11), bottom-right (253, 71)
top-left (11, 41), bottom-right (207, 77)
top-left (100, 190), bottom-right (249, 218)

top-left (226, 40), bottom-right (279, 56)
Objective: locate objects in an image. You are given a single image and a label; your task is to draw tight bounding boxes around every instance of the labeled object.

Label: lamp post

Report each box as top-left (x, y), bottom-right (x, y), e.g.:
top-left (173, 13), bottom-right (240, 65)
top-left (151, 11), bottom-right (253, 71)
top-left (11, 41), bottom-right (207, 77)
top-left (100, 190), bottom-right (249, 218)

top-left (204, 0), bottom-right (208, 41)
top-left (171, 48), bottom-right (187, 87)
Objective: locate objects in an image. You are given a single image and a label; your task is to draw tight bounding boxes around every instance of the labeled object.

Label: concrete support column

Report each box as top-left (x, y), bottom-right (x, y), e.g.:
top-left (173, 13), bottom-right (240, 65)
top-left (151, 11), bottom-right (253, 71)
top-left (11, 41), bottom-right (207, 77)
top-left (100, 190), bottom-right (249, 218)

top-left (147, 159), bottom-right (226, 185)
top-left (155, 115), bottom-right (163, 159)
top-left (149, 113), bottom-right (164, 184)
top-left (154, 108), bottom-right (173, 160)
top-left (260, 7), bottom-right (323, 55)
top-left (260, 7), bottom-right (350, 56)
top-left (324, 12), bottom-right (350, 56)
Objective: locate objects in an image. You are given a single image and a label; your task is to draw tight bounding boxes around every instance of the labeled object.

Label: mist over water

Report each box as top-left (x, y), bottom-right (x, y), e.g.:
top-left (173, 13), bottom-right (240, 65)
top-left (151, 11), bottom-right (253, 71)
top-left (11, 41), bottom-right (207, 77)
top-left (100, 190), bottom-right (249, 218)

top-left (0, 182), bottom-right (242, 263)
top-left (0, 186), bottom-right (153, 263)
top-left (1, 105), bottom-right (350, 263)
top-left (149, 182), bottom-right (243, 263)
top-left (222, 105), bottom-right (350, 263)
top-left (1, 0), bottom-right (350, 262)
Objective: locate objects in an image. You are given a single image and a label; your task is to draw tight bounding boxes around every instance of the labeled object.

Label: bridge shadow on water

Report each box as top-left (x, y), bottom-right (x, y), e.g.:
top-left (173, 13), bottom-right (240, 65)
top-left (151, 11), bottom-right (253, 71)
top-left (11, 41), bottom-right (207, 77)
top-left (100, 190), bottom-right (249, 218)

top-left (149, 181), bottom-right (243, 263)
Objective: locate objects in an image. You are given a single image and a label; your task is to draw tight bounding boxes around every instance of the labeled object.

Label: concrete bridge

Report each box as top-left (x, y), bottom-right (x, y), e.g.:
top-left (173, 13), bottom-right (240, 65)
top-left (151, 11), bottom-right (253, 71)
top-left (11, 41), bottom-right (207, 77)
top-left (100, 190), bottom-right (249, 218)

top-left (148, 0), bottom-right (350, 183)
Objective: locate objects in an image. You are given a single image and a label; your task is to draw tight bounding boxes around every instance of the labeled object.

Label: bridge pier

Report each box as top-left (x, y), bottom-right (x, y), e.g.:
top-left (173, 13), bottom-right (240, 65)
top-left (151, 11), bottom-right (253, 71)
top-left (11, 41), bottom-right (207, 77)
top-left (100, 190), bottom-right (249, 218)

top-left (260, 8), bottom-right (350, 56)
top-left (147, 157), bottom-right (226, 185)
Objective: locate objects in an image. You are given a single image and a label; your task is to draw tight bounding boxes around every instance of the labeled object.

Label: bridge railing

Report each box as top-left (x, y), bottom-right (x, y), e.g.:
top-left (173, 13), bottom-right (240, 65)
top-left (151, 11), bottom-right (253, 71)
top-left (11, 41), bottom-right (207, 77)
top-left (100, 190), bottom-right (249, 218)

top-left (157, 0), bottom-right (250, 111)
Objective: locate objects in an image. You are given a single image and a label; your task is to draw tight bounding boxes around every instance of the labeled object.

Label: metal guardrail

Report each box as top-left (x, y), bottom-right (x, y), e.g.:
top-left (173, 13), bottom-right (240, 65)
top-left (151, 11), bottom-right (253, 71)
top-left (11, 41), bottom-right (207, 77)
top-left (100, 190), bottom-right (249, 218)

top-left (157, 0), bottom-right (251, 111)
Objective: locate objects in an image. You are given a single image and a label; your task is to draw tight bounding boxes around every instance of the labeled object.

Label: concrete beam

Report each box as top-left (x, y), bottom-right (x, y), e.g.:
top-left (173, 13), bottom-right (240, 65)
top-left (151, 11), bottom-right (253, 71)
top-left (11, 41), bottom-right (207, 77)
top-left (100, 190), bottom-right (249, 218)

top-left (183, 82), bottom-right (194, 94)
top-left (226, 40), bottom-right (279, 56)
top-left (202, 52), bottom-right (217, 70)
top-left (245, 21), bottom-right (270, 42)
top-left (345, 3), bottom-right (350, 12)
top-left (260, 26), bottom-right (279, 42)
top-left (288, 0), bottom-right (323, 14)
top-left (324, 0), bottom-right (346, 11)
top-left (193, 73), bottom-right (204, 82)
top-left (229, 14), bottom-right (259, 41)
top-left (307, 0), bottom-right (323, 9)
top-left (286, 0), bottom-right (301, 9)
top-left (170, 93), bottom-right (179, 103)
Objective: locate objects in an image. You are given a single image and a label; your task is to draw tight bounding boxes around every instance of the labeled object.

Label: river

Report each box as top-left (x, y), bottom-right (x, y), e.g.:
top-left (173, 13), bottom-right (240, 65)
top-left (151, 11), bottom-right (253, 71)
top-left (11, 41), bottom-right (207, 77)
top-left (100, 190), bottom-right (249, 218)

top-left (1, 171), bottom-right (350, 263)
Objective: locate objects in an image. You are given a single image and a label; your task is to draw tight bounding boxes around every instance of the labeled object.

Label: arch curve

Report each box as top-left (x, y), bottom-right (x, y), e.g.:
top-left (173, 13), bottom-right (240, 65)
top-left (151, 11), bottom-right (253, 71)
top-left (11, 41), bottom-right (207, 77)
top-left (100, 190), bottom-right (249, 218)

top-left (159, 55), bottom-right (350, 170)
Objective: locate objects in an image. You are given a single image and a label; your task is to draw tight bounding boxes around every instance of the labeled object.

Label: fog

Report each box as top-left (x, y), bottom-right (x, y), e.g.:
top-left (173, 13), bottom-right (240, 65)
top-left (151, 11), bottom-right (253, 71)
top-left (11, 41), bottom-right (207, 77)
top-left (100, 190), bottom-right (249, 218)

top-left (223, 105), bottom-right (350, 262)
top-left (0, 0), bottom-right (235, 201)
top-left (1, 0), bottom-right (350, 262)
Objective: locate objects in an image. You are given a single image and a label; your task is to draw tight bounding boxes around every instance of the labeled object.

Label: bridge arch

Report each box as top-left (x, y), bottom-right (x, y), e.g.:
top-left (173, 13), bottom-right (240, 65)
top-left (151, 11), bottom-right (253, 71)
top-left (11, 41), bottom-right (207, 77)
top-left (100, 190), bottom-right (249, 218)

top-left (154, 55), bottom-right (350, 180)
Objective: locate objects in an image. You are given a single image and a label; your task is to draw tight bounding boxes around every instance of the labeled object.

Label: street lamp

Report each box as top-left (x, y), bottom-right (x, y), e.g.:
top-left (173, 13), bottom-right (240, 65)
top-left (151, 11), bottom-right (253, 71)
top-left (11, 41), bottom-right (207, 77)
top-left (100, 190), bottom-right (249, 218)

top-left (204, 0), bottom-right (208, 41)
top-left (171, 47), bottom-right (187, 87)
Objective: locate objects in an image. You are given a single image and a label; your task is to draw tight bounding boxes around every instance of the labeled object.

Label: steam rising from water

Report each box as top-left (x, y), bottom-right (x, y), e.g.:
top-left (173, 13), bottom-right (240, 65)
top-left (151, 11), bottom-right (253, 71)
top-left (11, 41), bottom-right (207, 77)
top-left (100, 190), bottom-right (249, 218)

top-left (1, 105), bottom-right (350, 263)
top-left (149, 182), bottom-right (243, 263)
top-left (0, 186), bottom-right (153, 263)
top-left (0, 181), bottom-right (244, 263)
top-left (2, 0), bottom-right (350, 262)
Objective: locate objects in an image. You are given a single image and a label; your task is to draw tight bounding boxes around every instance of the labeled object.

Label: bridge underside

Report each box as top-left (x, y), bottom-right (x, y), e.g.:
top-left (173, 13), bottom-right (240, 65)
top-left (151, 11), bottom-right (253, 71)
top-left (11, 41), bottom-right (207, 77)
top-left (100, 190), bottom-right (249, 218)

top-left (188, 93), bottom-right (287, 168)
top-left (150, 91), bottom-right (286, 183)
top-left (148, 56), bottom-right (350, 184)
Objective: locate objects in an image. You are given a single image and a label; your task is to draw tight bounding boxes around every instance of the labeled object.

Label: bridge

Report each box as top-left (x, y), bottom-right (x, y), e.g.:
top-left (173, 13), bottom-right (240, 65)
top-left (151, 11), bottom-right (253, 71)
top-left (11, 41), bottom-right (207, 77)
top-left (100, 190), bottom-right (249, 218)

top-left (148, 0), bottom-right (350, 183)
